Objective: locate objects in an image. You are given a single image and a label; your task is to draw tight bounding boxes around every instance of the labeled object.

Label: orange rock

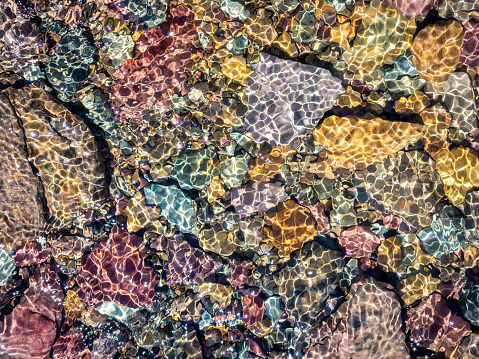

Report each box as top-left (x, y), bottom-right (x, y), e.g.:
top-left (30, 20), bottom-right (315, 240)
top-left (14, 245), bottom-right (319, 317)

top-left (411, 19), bottom-right (464, 88)
top-left (313, 115), bottom-right (424, 172)
top-left (264, 200), bottom-right (317, 257)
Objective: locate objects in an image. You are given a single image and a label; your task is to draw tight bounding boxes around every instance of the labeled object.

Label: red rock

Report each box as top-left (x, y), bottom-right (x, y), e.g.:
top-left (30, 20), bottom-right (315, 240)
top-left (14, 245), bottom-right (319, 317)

top-left (242, 295), bottom-right (265, 327)
top-left (52, 317), bottom-right (91, 359)
top-left (75, 225), bottom-right (159, 308)
top-left (0, 264), bottom-right (64, 359)
top-left (109, 5), bottom-right (201, 121)
top-left (13, 242), bottom-right (49, 267)
top-left (229, 260), bottom-right (253, 288)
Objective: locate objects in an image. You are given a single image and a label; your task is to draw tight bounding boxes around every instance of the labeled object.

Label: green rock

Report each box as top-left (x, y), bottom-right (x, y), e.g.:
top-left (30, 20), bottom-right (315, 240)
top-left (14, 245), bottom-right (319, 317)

top-left (144, 184), bottom-right (197, 233)
top-left (103, 33), bottom-right (135, 69)
top-left (0, 249), bottom-right (15, 286)
top-left (171, 147), bottom-right (218, 190)
top-left (219, 152), bottom-right (249, 189)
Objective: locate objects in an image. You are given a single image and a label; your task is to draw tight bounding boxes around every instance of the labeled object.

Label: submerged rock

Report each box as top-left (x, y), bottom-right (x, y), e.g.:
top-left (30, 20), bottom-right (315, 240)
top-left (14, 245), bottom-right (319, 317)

top-left (307, 277), bottom-right (409, 358)
top-left (0, 93), bottom-right (46, 251)
top-left (5, 84), bottom-right (107, 231)
top-left (244, 53), bottom-right (344, 148)
top-left (425, 72), bottom-right (477, 135)
top-left (405, 293), bottom-right (471, 352)
top-left (313, 115), bottom-right (424, 174)
top-left (75, 226), bottom-right (159, 308)
top-left (0, 264), bottom-right (64, 359)
top-left (144, 184), bottom-right (198, 233)
top-left (342, 0), bottom-right (416, 87)
top-left (352, 150), bottom-right (445, 229)
top-left (411, 20), bottom-right (464, 88)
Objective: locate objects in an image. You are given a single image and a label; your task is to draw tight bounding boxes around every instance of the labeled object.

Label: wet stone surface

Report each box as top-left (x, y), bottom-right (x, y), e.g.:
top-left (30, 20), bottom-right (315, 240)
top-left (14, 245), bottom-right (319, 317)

top-left (0, 1), bottom-right (478, 358)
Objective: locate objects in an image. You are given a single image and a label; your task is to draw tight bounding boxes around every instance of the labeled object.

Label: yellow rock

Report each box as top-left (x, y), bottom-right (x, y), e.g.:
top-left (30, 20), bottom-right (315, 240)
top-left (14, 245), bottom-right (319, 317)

top-left (220, 55), bottom-right (253, 85)
top-left (436, 146), bottom-right (479, 205)
top-left (313, 115), bottom-right (424, 172)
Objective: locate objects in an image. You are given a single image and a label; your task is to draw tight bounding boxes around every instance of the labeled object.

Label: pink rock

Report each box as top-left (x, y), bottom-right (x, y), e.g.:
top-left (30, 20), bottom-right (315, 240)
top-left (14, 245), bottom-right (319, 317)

top-left (13, 241), bottom-right (49, 267)
top-left (338, 225), bottom-right (380, 259)
top-left (0, 264), bottom-right (64, 359)
top-left (75, 225), bottom-right (159, 308)
top-left (380, 0), bottom-right (438, 19)
top-left (242, 295), bottom-right (265, 327)
top-left (52, 317), bottom-right (91, 359)
top-left (460, 21), bottom-right (479, 68)
top-left (310, 202), bottom-right (330, 235)
top-left (306, 277), bottom-right (409, 358)
top-left (405, 293), bottom-right (471, 351)
top-left (109, 5), bottom-right (201, 121)
top-left (166, 235), bottom-right (222, 287)
top-left (229, 260), bottom-right (253, 288)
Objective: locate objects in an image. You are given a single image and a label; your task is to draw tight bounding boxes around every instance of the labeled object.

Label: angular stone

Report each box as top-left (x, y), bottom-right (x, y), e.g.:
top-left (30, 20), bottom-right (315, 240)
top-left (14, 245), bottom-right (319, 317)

top-left (5, 84), bottom-right (107, 231)
top-left (425, 72), bottom-right (477, 134)
top-left (75, 226), bottom-right (159, 308)
top-left (405, 293), bottom-right (471, 351)
top-left (352, 150), bottom-right (445, 229)
top-left (307, 277), bottom-right (409, 358)
top-left (314, 115), bottom-right (424, 173)
top-left (144, 184), bottom-right (197, 234)
top-left (411, 20), bottom-right (464, 88)
top-left (436, 146), bottom-right (479, 206)
top-left (244, 53), bottom-right (344, 148)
